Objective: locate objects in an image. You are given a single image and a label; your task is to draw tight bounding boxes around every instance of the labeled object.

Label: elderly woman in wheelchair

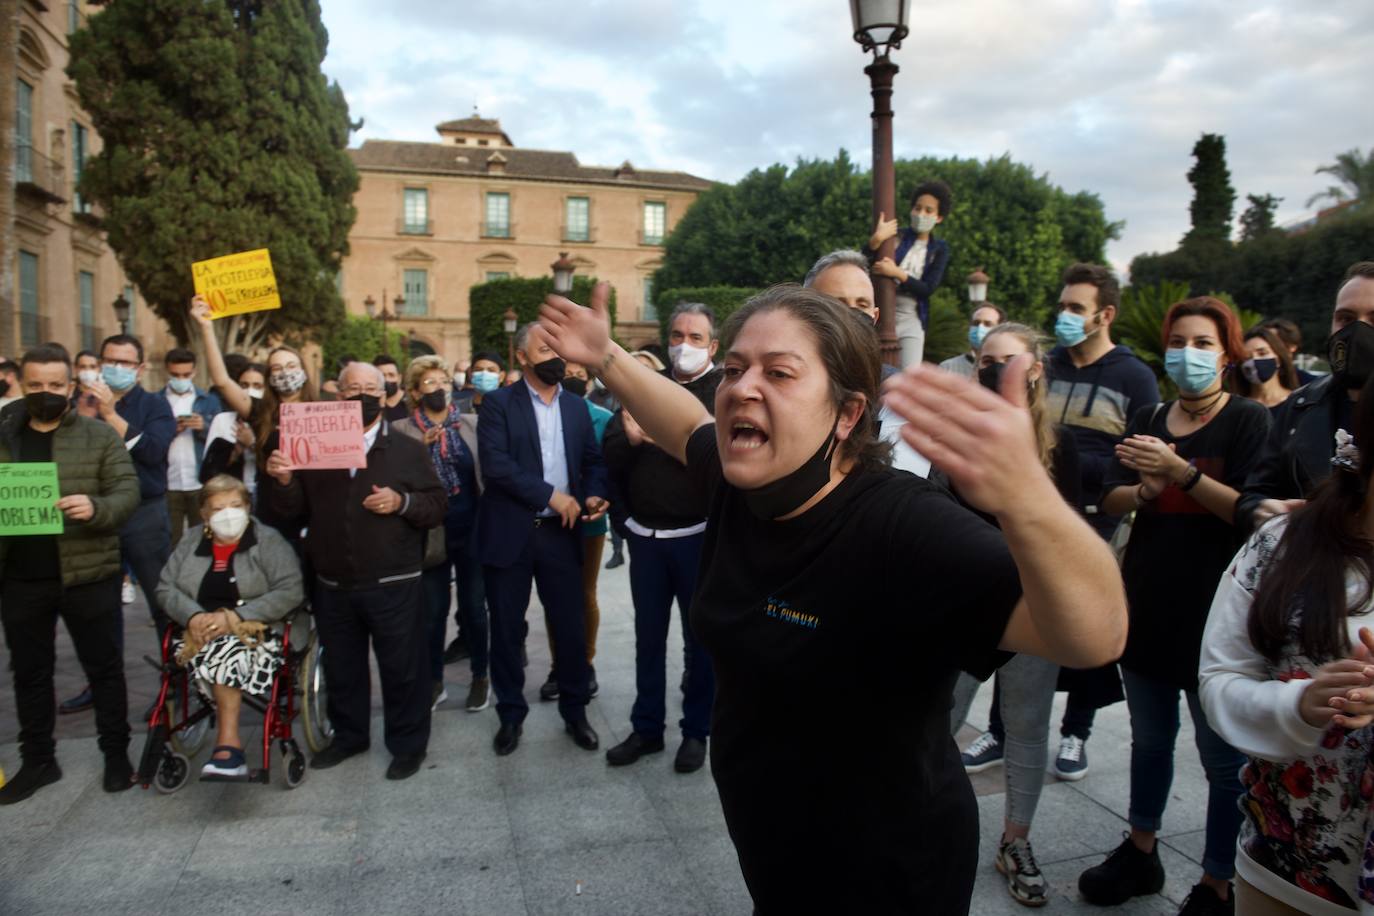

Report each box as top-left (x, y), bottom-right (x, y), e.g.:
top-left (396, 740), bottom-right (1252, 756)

top-left (155, 474), bottom-right (303, 780)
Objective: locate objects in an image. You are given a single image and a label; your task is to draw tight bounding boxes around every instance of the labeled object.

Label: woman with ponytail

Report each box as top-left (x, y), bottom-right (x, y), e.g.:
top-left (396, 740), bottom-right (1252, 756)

top-left (1200, 370), bottom-right (1374, 913)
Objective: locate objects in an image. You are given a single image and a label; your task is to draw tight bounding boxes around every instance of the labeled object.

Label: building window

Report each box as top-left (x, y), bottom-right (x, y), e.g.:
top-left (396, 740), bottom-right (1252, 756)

top-left (19, 252), bottom-right (40, 347)
top-left (642, 201), bottom-right (666, 245)
top-left (402, 188), bottom-right (429, 234)
top-left (78, 271), bottom-right (95, 350)
top-left (483, 192), bottom-right (510, 238)
top-left (68, 0), bottom-right (81, 34)
top-left (72, 122), bottom-right (90, 213)
top-left (485, 271), bottom-right (511, 282)
top-left (564, 197), bottom-right (590, 242)
top-left (123, 284), bottom-right (136, 334)
top-left (642, 277), bottom-right (657, 322)
top-left (402, 269), bottom-right (428, 317)
top-left (15, 79), bottom-right (33, 184)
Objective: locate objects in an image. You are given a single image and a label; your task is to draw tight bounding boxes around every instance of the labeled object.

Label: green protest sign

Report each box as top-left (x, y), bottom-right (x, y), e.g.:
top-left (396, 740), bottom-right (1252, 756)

top-left (0, 463), bottom-right (64, 535)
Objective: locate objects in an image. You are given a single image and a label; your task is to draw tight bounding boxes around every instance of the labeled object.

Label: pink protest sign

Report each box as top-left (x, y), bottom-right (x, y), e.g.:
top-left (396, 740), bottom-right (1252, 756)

top-left (279, 401), bottom-right (367, 470)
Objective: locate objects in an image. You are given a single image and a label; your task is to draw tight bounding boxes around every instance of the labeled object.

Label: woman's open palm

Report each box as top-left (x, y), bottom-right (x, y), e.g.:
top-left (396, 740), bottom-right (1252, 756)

top-left (536, 282), bottom-right (613, 369)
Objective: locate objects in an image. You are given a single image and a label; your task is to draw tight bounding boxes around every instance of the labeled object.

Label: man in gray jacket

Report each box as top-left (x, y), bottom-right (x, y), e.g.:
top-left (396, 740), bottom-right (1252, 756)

top-left (0, 345), bottom-right (140, 804)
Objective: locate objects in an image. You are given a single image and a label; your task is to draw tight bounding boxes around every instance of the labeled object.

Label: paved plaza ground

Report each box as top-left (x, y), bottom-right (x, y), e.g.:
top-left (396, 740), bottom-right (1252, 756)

top-left (2, 558), bottom-right (1216, 915)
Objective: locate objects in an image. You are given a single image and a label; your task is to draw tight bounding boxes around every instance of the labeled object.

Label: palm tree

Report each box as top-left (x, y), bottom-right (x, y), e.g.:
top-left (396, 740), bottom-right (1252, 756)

top-left (1305, 147), bottom-right (1374, 209)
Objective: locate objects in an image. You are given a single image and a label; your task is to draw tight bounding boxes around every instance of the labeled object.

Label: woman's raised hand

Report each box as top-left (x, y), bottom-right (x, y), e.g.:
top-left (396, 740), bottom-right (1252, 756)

top-left (190, 295), bottom-right (213, 327)
top-left (883, 357), bottom-right (1050, 516)
top-left (535, 281), bottom-right (614, 372)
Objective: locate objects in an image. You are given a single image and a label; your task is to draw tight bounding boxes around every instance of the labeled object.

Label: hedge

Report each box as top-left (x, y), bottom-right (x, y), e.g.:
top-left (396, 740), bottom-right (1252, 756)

top-left (469, 276), bottom-right (616, 363)
top-left (653, 286), bottom-right (761, 344)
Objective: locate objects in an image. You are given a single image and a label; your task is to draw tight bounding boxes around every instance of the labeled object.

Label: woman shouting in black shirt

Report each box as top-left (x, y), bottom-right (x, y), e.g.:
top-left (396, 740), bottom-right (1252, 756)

top-left (533, 282), bottom-right (1127, 915)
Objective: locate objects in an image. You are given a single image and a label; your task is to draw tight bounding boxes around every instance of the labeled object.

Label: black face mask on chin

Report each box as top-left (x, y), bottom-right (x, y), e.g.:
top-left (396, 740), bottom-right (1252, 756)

top-left (741, 421), bottom-right (839, 520)
top-left (1328, 320), bottom-right (1374, 391)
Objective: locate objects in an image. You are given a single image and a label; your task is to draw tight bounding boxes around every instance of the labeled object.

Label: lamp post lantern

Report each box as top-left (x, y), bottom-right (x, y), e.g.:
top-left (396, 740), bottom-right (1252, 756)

top-left (851, 0), bottom-right (910, 368)
top-left (112, 295), bottom-right (131, 335)
top-left (966, 268), bottom-right (990, 304)
top-left (551, 251), bottom-right (576, 296)
top-left (503, 307), bottom-right (519, 374)
top-left (363, 291), bottom-right (403, 358)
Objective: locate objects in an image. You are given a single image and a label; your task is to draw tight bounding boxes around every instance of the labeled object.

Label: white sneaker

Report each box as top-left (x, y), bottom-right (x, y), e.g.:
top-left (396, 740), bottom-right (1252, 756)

top-left (121, 579), bottom-right (136, 604)
top-left (431, 682), bottom-right (448, 711)
top-left (1054, 735), bottom-right (1089, 781)
top-left (996, 836), bottom-right (1049, 907)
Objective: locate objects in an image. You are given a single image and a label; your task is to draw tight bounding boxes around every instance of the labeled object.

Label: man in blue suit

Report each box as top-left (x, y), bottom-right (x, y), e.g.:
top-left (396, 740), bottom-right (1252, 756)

top-left (478, 323), bottom-right (610, 757)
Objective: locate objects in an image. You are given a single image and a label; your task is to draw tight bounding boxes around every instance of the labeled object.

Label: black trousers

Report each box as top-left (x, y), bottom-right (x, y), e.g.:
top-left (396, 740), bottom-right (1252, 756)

top-left (484, 521), bottom-right (590, 727)
top-left (1, 574), bottom-right (129, 763)
top-left (312, 577), bottom-right (431, 758)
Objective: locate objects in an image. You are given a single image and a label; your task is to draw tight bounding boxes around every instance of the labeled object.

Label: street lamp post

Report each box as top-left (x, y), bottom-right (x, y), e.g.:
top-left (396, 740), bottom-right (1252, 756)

top-left (851, 0), bottom-right (910, 368)
top-left (551, 251), bottom-right (576, 296)
top-left (966, 268), bottom-right (990, 305)
top-left (363, 291), bottom-right (406, 358)
top-left (112, 294), bottom-right (131, 335)
top-left (503, 308), bottom-right (519, 373)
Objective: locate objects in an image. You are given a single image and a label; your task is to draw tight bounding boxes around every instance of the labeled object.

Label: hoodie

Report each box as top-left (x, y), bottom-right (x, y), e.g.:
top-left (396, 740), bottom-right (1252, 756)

top-left (1045, 343), bottom-right (1160, 529)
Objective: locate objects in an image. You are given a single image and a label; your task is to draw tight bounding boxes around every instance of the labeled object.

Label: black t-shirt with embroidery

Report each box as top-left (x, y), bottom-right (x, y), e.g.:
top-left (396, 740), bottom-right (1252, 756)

top-left (685, 424), bottom-right (1022, 914)
top-left (1104, 395), bottom-right (1271, 689)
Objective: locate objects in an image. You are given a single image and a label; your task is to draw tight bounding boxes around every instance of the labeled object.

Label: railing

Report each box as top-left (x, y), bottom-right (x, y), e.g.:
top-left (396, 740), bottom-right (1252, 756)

top-left (79, 323), bottom-right (105, 352)
top-left (14, 146), bottom-right (67, 204)
top-left (638, 229), bottom-right (665, 246)
top-left (19, 312), bottom-right (51, 349)
top-left (397, 218), bottom-right (432, 236)
top-left (561, 225), bottom-right (596, 243)
top-left (480, 221), bottom-right (513, 239)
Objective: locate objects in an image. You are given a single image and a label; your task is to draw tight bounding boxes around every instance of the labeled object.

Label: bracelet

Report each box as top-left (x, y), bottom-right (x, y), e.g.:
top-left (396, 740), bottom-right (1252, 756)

top-left (1179, 463), bottom-right (1202, 492)
top-left (1135, 483), bottom-right (1155, 507)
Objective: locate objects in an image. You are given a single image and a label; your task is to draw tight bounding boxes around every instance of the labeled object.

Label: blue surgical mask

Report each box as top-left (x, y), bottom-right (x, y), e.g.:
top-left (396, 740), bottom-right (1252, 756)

top-left (168, 377), bottom-right (193, 395)
top-left (102, 363), bottom-right (137, 391)
top-left (1164, 347), bottom-right (1221, 394)
top-left (471, 370), bottom-right (500, 393)
top-left (968, 325), bottom-right (990, 350)
top-left (1054, 311), bottom-right (1089, 348)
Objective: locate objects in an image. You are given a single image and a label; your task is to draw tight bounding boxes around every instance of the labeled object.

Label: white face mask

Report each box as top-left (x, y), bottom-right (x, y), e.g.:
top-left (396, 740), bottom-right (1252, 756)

top-left (207, 506), bottom-right (250, 542)
top-left (453, 371), bottom-right (466, 389)
top-left (245, 387), bottom-right (265, 400)
top-left (911, 213), bottom-right (938, 233)
top-left (669, 343), bottom-right (710, 377)
top-left (77, 369), bottom-right (100, 386)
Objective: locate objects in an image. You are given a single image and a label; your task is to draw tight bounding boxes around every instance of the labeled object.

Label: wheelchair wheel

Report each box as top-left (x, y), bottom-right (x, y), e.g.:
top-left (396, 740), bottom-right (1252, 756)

top-left (168, 691), bottom-right (214, 758)
top-left (153, 752), bottom-right (191, 795)
top-left (300, 634), bottom-right (334, 754)
top-left (282, 741), bottom-right (307, 790)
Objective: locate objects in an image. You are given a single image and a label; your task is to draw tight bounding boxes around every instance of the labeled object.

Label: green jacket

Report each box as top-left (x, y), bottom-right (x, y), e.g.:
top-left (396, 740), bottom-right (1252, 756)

top-left (0, 403), bottom-right (140, 587)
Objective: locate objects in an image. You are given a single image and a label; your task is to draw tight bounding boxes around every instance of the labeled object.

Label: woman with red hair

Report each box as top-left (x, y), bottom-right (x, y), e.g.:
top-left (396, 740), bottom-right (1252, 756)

top-left (1077, 297), bottom-right (1273, 913)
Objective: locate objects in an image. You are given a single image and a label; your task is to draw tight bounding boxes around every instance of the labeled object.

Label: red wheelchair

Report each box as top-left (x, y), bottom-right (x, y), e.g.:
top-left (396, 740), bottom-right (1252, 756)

top-left (135, 608), bottom-right (333, 792)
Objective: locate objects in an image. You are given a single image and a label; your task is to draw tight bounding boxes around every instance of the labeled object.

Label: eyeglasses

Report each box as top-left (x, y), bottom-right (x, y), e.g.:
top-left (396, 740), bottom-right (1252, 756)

top-left (102, 359), bottom-right (139, 370)
top-left (417, 377), bottom-right (450, 391)
top-left (338, 384), bottom-right (384, 397)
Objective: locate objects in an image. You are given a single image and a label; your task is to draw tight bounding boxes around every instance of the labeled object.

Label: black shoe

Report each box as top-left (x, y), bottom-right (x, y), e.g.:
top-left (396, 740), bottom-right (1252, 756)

top-left (385, 753), bottom-right (426, 781)
top-left (442, 638), bottom-right (470, 665)
top-left (539, 671), bottom-right (560, 701)
top-left (102, 754), bottom-right (134, 793)
top-left (493, 723), bottom-right (522, 756)
top-left (604, 551), bottom-right (624, 570)
top-left (589, 665), bottom-right (599, 698)
top-left (566, 719), bottom-right (599, 751)
top-left (309, 742), bottom-right (367, 770)
top-left (58, 687), bottom-right (93, 715)
top-left (1178, 882), bottom-right (1234, 915)
top-left (0, 760), bottom-right (62, 805)
top-left (606, 732), bottom-right (665, 766)
top-left (1078, 833), bottom-right (1166, 905)
top-left (674, 736), bottom-right (707, 773)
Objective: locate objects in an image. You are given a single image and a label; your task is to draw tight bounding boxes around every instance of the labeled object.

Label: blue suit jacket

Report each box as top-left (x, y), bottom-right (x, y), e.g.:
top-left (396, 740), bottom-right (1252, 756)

top-left (476, 382), bottom-right (609, 568)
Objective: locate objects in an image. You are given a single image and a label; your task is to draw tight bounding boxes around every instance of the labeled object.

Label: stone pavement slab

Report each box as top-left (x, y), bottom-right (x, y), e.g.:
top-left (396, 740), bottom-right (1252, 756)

top-left (2, 559), bottom-right (1217, 914)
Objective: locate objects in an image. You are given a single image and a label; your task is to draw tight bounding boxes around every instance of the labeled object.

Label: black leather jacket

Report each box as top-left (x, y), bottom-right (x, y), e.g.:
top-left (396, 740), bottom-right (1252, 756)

top-left (1237, 375), bottom-right (1341, 533)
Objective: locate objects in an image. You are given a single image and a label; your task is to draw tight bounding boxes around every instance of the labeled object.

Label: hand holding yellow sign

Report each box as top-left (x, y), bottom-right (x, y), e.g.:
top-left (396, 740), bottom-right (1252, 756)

top-left (192, 248), bottom-right (281, 319)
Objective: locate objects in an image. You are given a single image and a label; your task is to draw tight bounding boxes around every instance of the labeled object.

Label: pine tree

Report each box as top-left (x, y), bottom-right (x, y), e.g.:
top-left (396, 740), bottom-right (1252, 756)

top-left (67, 0), bottom-right (358, 351)
top-left (1238, 194), bottom-right (1282, 242)
top-left (1183, 133), bottom-right (1236, 245)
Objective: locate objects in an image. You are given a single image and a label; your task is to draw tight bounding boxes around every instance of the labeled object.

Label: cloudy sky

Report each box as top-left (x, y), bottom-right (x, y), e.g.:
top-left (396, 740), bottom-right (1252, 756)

top-left (319, 0), bottom-right (1372, 273)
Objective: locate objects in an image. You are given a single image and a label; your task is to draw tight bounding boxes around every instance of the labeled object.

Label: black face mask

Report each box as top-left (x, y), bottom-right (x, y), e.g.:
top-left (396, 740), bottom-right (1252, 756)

top-left (25, 391), bottom-right (69, 423)
top-left (532, 357), bottom-right (566, 387)
top-left (1240, 357), bottom-right (1278, 386)
top-left (1329, 321), bottom-right (1374, 391)
top-left (977, 363), bottom-right (1005, 394)
top-left (561, 376), bottom-right (588, 397)
top-left (421, 390), bottom-right (448, 413)
top-left (384, 381), bottom-right (399, 398)
top-left (742, 421), bottom-right (839, 520)
top-left (349, 393), bottom-right (383, 426)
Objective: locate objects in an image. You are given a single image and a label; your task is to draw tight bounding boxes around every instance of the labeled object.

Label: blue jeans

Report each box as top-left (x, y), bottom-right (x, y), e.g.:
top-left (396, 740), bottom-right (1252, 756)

top-left (1123, 668), bottom-right (1245, 880)
top-left (627, 531), bottom-right (714, 740)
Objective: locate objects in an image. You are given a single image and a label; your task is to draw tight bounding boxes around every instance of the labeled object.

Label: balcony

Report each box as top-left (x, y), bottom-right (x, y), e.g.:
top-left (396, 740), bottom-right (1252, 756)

top-left (638, 229), bottom-right (665, 247)
top-left (14, 146), bottom-right (67, 206)
top-left (481, 221), bottom-right (514, 240)
top-left (79, 323), bottom-right (106, 352)
top-left (397, 218), bottom-right (432, 236)
top-left (561, 225), bottom-right (597, 244)
top-left (19, 312), bottom-right (51, 349)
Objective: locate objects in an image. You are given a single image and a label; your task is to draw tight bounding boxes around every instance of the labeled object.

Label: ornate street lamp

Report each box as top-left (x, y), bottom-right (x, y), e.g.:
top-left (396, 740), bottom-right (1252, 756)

top-left (363, 291), bottom-right (404, 358)
top-left (112, 294), bottom-right (131, 334)
top-left (967, 268), bottom-right (990, 304)
top-left (551, 251), bottom-right (576, 296)
top-left (851, 0), bottom-right (910, 368)
top-left (503, 307), bottom-right (519, 372)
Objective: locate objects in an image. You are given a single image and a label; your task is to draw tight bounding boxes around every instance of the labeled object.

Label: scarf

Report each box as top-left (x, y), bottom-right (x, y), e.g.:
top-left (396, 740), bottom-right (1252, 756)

top-left (414, 405), bottom-right (468, 496)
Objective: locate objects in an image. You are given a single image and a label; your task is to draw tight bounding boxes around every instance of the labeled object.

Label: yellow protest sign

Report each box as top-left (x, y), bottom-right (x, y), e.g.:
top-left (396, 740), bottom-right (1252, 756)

top-left (191, 248), bottom-right (281, 319)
